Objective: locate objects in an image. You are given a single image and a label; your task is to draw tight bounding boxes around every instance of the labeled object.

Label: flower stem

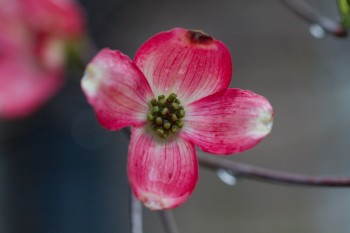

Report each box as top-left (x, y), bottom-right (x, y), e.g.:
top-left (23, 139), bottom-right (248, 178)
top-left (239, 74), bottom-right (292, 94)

top-left (281, 0), bottom-right (347, 37)
top-left (198, 154), bottom-right (350, 187)
top-left (130, 193), bottom-right (143, 233)
top-left (158, 210), bottom-right (180, 233)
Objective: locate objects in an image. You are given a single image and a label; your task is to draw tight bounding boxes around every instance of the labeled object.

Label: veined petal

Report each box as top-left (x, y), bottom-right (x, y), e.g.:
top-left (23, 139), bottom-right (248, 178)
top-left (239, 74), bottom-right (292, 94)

top-left (81, 48), bottom-right (154, 130)
top-left (182, 89), bottom-right (274, 155)
top-left (134, 28), bottom-right (232, 105)
top-left (128, 127), bottom-right (198, 210)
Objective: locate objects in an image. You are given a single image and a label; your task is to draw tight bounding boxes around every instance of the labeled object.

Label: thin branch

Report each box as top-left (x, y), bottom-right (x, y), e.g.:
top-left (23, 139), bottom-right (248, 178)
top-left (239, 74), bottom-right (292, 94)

top-left (281, 0), bottom-right (347, 37)
top-left (158, 210), bottom-right (180, 233)
top-left (198, 154), bottom-right (350, 187)
top-left (130, 193), bottom-right (143, 233)
top-left (121, 127), bottom-right (350, 187)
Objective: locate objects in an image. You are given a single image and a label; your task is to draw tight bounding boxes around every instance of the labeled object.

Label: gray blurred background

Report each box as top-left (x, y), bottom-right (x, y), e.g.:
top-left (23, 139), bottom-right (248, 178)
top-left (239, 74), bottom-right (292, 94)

top-left (1, 0), bottom-right (350, 232)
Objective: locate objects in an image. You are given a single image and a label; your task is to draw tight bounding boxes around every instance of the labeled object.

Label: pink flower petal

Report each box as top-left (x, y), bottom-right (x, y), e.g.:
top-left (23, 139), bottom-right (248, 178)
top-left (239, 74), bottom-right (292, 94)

top-left (128, 127), bottom-right (198, 210)
top-left (134, 28), bottom-right (232, 105)
top-left (0, 58), bottom-right (63, 118)
top-left (0, 0), bottom-right (29, 55)
top-left (81, 49), bottom-right (154, 130)
top-left (182, 89), bottom-right (274, 155)
top-left (22, 0), bottom-right (85, 37)
top-left (0, 0), bottom-right (85, 119)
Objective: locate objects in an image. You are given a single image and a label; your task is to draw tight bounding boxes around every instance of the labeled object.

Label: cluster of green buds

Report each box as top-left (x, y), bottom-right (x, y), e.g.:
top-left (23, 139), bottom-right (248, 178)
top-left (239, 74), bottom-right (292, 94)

top-left (147, 93), bottom-right (185, 138)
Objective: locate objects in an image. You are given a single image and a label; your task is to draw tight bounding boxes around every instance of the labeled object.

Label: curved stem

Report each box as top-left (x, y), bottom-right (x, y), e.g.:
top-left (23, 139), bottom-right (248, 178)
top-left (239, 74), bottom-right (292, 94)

top-left (130, 193), bottom-right (143, 233)
top-left (199, 154), bottom-right (350, 187)
top-left (159, 210), bottom-right (179, 233)
top-left (281, 0), bottom-right (347, 37)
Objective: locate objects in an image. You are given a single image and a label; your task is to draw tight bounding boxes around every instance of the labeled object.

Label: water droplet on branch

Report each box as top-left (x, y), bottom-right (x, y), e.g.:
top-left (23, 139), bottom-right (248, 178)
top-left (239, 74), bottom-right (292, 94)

top-left (217, 169), bottom-right (237, 186)
top-left (309, 24), bottom-right (326, 38)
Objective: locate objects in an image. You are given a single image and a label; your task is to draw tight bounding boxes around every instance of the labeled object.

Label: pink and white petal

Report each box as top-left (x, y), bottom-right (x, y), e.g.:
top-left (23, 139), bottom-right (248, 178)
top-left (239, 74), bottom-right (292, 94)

top-left (128, 127), bottom-right (198, 210)
top-left (182, 89), bottom-right (274, 155)
top-left (81, 49), bottom-right (154, 130)
top-left (0, 58), bottom-right (63, 118)
top-left (134, 28), bottom-right (232, 105)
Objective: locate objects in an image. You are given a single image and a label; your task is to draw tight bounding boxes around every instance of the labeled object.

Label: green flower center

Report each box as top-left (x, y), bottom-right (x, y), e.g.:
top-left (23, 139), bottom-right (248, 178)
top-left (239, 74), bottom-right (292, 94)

top-left (147, 93), bottom-right (185, 138)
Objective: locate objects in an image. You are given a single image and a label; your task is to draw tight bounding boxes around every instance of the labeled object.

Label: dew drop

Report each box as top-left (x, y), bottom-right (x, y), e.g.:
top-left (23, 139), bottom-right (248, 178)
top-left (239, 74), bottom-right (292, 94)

top-left (309, 24), bottom-right (326, 39)
top-left (217, 169), bottom-right (237, 186)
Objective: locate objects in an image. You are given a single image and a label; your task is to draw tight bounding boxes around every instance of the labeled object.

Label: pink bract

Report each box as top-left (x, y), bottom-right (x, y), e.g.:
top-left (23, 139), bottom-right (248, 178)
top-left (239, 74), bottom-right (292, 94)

top-left (22, 0), bottom-right (85, 37)
top-left (0, 0), bottom-right (85, 118)
top-left (82, 28), bottom-right (274, 210)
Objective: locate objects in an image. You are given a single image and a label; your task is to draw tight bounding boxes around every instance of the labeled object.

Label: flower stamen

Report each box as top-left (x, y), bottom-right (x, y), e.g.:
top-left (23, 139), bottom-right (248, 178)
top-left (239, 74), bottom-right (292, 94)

top-left (147, 93), bottom-right (185, 138)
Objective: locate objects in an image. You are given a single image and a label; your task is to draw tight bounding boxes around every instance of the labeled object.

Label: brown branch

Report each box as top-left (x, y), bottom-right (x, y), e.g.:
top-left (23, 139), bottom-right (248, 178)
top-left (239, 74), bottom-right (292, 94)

top-left (198, 154), bottom-right (350, 187)
top-left (281, 0), bottom-right (347, 37)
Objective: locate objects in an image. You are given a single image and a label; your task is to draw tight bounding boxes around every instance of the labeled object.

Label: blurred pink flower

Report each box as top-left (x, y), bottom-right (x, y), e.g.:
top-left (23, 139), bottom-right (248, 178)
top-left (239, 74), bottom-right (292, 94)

top-left (82, 28), bottom-right (274, 210)
top-left (0, 0), bottom-right (85, 118)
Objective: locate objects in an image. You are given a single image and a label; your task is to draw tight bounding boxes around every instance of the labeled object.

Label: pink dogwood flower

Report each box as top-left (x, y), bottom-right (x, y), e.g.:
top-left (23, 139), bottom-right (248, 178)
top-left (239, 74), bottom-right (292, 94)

top-left (0, 0), bottom-right (85, 118)
top-left (82, 28), bottom-right (274, 210)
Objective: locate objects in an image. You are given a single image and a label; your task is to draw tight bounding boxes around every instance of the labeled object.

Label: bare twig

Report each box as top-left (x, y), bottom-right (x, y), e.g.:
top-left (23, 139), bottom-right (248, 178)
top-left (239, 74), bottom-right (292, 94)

top-left (159, 210), bottom-right (180, 233)
top-left (199, 154), bottom-right (350, 187)
top-left (282, 0), bottom-right (347, 37)
top-left (130, 193), bottom-right (143, 233)
top-left (122, 128), bottom-right (350, 187)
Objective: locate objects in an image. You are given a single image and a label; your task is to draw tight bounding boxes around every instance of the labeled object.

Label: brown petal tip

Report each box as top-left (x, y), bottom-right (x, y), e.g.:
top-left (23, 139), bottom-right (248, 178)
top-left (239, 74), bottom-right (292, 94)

top-left (186, 30), bottom-right (213, 44)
